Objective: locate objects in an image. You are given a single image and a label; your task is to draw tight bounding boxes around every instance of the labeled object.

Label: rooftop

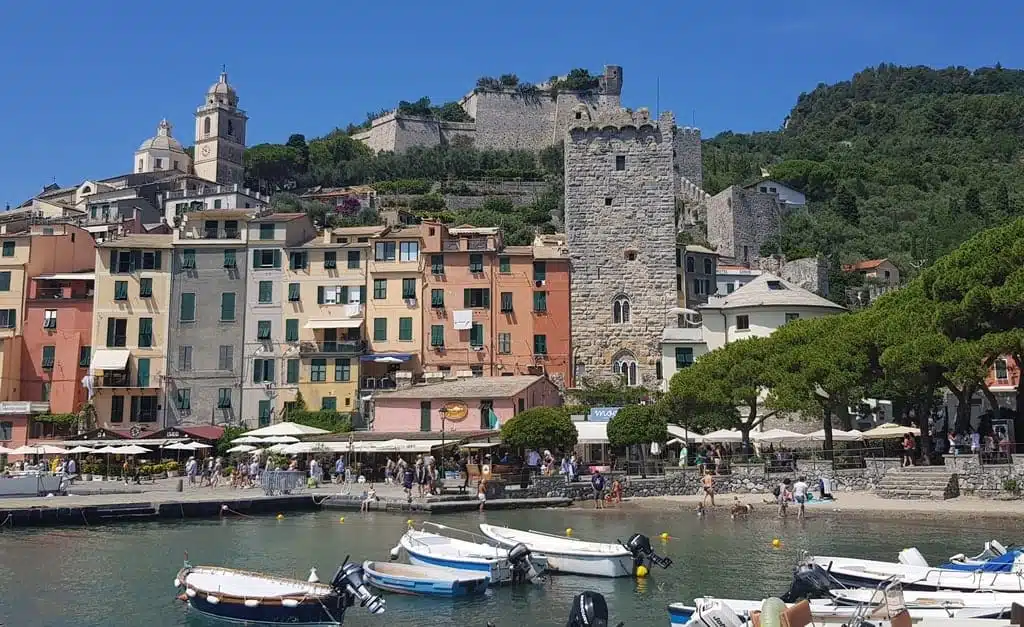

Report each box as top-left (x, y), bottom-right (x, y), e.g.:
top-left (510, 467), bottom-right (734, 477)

top-left (332, 225), bottom-right (389, 237)
top-left (374, 375), bottom-right (548, 400)
top-left (183, 209), bottom-right (258, 220)
top-left (502, 245), bottom-right (533, 256)
top-left (684, 245), bottom-right (718, 255)
top-left (843, 259), bottom-right (889, 272)
top-left (97, 234), bottom-right (174, 249)
top-left (701, 273), bottom-right (845, 311)
top-left (255, 213), bottom-right (307, 223)
top-left (448, 225), bottom-right (499, 236)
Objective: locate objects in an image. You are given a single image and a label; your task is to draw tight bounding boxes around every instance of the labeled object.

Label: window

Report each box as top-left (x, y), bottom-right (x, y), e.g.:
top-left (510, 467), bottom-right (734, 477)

top-left (154, 158), bottom-right (163, 169)
top-left (469, 253), bottom-right (484, 273)
top-left (218, 345), bottom-right (233, 370)
top-left (726, 283), bottom-right (736, 294)
top-left (373, 279), bottom-right (387, 300)
top-left (178, 345), bottom-right (193, 371)
top-left (321, 397), bottom-right (337, 411)
top-left (430, 325), bottom-right (444, 347)
top-left (182, 249), bottom-right (196, 269)
top-left (213, 199), bottom-right (222, 209)
top-left (399, 241), bottom-right (419, 262)
top-left (534, 335), bottom-right (548, 355)
top-left (420, 401), bottom-right (431, 432)
top-left (79, 346), bottom-right (91, 367)
top-left (258, 281), bottom-right (273, 303)
top-left (533, 261), bottom-right (547, 282)
top-left (498, 333), bottom-right (511, 354)
top-left (289, 251), bottom-right (308, 270)
top-left (318, 285), bottom-right (345, 304)
top-left (286, 358), bottom-right (300, 383)
top-left (766, 280), bottom-right (785, 291)
top-left (760, 186), bottom-right (768, 193)
top-left (0, 309), bottom-right (14, 328)
top-left (138, 317), bottom-right (153, 347)
top-left (704, 258), bottom-right (713, 274)
top-left (43, 309), bottom-right (56, 329)
top-left (676, 250), bottom-right (681, 268)
top-left (430, 254), bottom-right (444, 275)
top-left (612, 296), bottom-right (631, 324)
top-left (218, 388), bottom-right (232, 408)
top-left (500, 292), bottom-right (513, 313)
top-left (258, 400), bottom-right (271, 427)
top-left (347, 250), bottom-right (360, 269)
top-left (471, 365), bottom-right (484, 378)
top-left (995, 358), bottom-right (1010, 382)
top-left (177, 389), bottom-right (191, 411)
top-left (693, 279), bottom-right (706, 295)
top-left (431, 289), bottom-right (445, 308)
top-left (139, 277), bottom-right (153, 298)
top-left (613, 356), bottom-right (639, 386)
top-left (470, 323), bottom-right (484, 347)
top-left (223, 249), bottom-right (237, 268)
top-left (180, 293), bottom-right (196, 322)
top-left (323, 251), bottom-right (337, 269)
top-left (736, 315), bottom-right (750, 331)
top-left (0, 272), bottom-right (9, 291)
top-left (257, 320), bottom-right (271, 340)
top-left (219, 292), bottom-right (235, 321)
top-left (252, 249), bottom-right (281, 268)
top-left (785, 313), bottom-right (800, 324)
top-left (884, 270), bottom-right (891, 279)
top-left (136, 358), bottom-right (150, 387)
top-left (114, 281), bottom-right (128, 300)
top-left (252, 358), bottom-right (275, 383)
top-left (334, 358), bottom-right (351, 382)
top-left (742, 246), bottom-right (749, 262)
top-left (310, 359), bottom-right (327, 382)
top-left (402, 278), bottom-right (416, 300)
top-left (615, 155), bottom-right (626, 171)
top-left (288, 283), bottom-right (300, 302)
top-left (399, 317), bottom-right (413, 341)
top-left (259, 223), bottom-right (275, 240)
top-left (110, 395), bottom-right (124, 423)
top-left (105, 318), bottom-right (127, 347)
top-left (374, 241), bottom-right (396, 261)
top-left (41, 382), bottom-right (50, 402)
top-left (285, 318), bottom-right (299, 342)
top-left (224, 221), bottom-right (239, 237)
top-left (141, 251), bottom-right (161, 270)
top-left (373, 318), bottom-right (387, 341)
top-left (675, 347), bottom-right (694, 370)
top-left (41, 345), bottom-right (55, 369)
top-left (499, 256), bottom-right (511, 273)
top-left (1, 241), bottom-right (13, 257)
top-left (686, 257), bottom-right (695, 272)
top-left (533, 291), bottom-right (547, 313)
top-left (464, 288), bottom-right (490, 308)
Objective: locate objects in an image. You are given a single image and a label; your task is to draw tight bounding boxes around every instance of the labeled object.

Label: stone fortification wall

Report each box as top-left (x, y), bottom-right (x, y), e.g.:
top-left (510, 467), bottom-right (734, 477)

top-left (465, 90), bottom-right (558, 151)
top-left (778, 256), bottom-right (830, 297)
top-left (673, 126), bottom-right (703, 189)
top-left (706, 186), bottom-right (782, 263)
top-left (565, 109), bottom-right (677, 388)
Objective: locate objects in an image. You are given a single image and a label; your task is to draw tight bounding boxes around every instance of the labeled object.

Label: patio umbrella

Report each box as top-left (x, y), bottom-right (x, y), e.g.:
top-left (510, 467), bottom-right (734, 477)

top-left (262, 435), bottom-right (299, 444)
top-left (0, 445), bottom-right (13, 454)
top-left (12, 444), bottom-right (69, 455)
top-left (241, 421), bottom-right (330, 437)
top-left (226, 444), bottom-right (256, 453)
top-left (751, 428), bottom-right (806, 444)
top-left (66, 446), bottom-right (95, 454)
top-left (162, 442), bottom-right (194, 451)
top-left (862, 423), bottom-right (921, 439)
top-left (804, 429), bottom-right (864, 442)
top-left (231, 435), bottom-right (267, 444)
top-left (701, 429), bottom-right (744, 443)
top-left (186, 442), bottom-right (212, 450)
top-left (114, 445), bottom-right (152, 455)
top-left (374, 356), bottom-right (403, 364)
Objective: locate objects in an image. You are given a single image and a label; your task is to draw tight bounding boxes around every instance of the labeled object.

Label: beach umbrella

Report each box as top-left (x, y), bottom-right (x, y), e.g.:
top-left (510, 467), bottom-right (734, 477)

top-left (231, 435), bottom-right (266, 444)
top-left (751, 428), bottom-right (806, 444)
top-left (241, 421), bottom-right (329, 437)
top-left (262, 435), bottom-right (299, 444)
top-left (115, 445), bottom-right (152, 456)
top-left (701, 429), bottom-right (744, 443)
top-left (66, 446), bottom-right (95, 454)
top-left (862, 423), bottom-right (920, 439)
top-left (226, 444), bottom-right (256, 453)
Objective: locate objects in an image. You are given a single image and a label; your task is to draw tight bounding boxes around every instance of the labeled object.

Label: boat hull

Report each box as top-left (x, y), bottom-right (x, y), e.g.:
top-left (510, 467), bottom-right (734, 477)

top-left (186, 595), bottom-right (345, 625)
top-left (405, 550), bottom-right (508, 583)
top-left (479, 524), bottom-right (635, 578)
top-left (812, 556), bottom-right (1024, 593)
top-left (362, 561), bottom-right (488, 598)
top-left (534, 551), bottom-right (635, 578)
top-left (667, 599), bottom-right (1011, 627)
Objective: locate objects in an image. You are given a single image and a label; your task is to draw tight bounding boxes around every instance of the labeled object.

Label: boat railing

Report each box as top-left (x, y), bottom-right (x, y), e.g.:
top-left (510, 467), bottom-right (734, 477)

top-left (420, 522), bottom-right (499, 547)
top-left (849, 576), bottom-right (905, 626)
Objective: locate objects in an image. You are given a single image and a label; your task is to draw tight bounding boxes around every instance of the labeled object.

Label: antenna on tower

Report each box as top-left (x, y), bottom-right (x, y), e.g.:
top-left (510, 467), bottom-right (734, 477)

top-left (656, 77), bottom-right (660, 118)
top-left (692, 109), bottom-right (696, 127)
top-left (221, 63), bottom-right (227, 73)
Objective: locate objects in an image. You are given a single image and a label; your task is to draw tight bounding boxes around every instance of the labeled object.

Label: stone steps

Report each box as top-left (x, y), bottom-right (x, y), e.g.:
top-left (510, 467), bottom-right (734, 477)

top-left (874, 469), bottom-right (960, 500)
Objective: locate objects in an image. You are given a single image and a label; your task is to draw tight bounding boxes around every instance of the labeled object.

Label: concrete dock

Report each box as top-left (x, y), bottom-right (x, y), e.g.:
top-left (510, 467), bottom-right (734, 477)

top-left (322, 495), bottom-right (573, 513)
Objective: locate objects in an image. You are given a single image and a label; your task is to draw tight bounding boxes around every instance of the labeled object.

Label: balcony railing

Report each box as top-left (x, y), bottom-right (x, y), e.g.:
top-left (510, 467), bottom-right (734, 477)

top-left (183, 228), bottom-right (242, 240)
top-left (298, 340), bottom-right (365, 355)
top-left (98, 371), bottom-right (131, 387)
top-left (30, 287), bottom-right (94, 301)
top-left (467, 237), bottom-right (489, 250)
top-left (442, 239), bottom-right (461, 251)
top-left (361, 375), bottom-right (396, 390)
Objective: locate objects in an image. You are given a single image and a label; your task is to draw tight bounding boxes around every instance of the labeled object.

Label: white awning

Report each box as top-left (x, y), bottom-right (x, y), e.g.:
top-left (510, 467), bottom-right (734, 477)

top-left (305, 319), bottom-right (363, 329)
top-left (574, 421), bottom-right (608, 445)
top-left (90, 349), bottom-right (130, 370)
top-left (35, 272), bottom-right (96, 281)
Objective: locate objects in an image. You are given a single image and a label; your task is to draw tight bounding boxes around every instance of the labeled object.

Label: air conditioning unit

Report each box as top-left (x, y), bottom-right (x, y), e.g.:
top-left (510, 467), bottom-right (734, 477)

top-left (535, 280), bottom-right (546, 288)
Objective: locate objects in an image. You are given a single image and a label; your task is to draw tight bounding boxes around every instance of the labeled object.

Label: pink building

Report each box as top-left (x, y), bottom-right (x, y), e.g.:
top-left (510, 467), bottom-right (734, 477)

top-left (370, 375), bottom-right (561, 433)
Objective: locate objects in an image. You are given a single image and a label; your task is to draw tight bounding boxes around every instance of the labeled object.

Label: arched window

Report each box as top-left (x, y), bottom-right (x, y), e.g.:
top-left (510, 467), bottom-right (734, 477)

top-left (612, 296), bottom-right (630, 324)
top-left (204, 116), bottom-right (211, 135)
top-left (704, 258), bottom-right (713, 274)
top-left (613, 356), bottom-right (639, 387)
top-left (227, 119), bottom-right (234, 136)
top-left (81, 185), bottom-right (91, 194)
top-left (137, 158), bottom-right (143, 172)
top-left (686, 256), bottom-right (695, 272)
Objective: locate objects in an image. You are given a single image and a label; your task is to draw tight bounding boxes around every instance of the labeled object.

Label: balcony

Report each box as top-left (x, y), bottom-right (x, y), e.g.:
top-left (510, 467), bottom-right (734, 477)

top-left (298, 340), bottom-right (365, 356)
top-left (182, 228), bottom-right (242, 241)
top-left (361, 375), bottom-right (396, 390)
top-left (98, 371), bottom-right (132, 387)
top-left (467, 237), bottom-right (489, 251)
top-left (30, 286), bottom-right (94, 301)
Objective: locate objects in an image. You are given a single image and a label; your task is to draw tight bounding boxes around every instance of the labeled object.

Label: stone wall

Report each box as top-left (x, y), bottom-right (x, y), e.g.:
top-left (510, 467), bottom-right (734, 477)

top-left (944, 454), bottom-right (1024, 497)
top-left (779, 256), bottom-right (830, 297)
top-left (565, 109), bottom-right (677, 388)
top-left (674, 127), bottom-right (703, 189)
top-left (706, 186), bottom-right (782, 263)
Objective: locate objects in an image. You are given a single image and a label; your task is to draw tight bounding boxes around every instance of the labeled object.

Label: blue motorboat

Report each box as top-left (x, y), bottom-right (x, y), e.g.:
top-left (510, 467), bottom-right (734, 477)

top-left (942, 541), bottom-right (1023, 572)
top-left (362, 560), bottom-right (489, 598)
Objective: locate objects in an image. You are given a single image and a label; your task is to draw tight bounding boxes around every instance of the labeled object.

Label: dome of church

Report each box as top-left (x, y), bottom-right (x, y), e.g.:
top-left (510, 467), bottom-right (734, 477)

top-left (207, 71), bottom-right (238, 105)
top-left (137, 119), bottom-right (187, 153)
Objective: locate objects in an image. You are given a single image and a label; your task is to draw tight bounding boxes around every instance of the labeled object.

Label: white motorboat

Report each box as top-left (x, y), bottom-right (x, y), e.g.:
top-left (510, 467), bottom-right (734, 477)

top-left (478, 524), bottom-right (671, 578)
top-left (807, 555), bottom-right (1024, 592)
top-left (393, 524), bottom-right (543, 585)
top-left (833, 588), bottom-right (1024, 615)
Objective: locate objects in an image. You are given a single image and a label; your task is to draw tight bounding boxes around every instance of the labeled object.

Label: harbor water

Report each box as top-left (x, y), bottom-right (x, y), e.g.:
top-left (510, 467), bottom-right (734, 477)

top-left (0, 506), bottom-right (1015, 626)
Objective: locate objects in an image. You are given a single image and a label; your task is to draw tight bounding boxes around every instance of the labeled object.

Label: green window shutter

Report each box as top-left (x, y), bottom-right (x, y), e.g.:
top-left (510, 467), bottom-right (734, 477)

top-left (286, 358), bottom-right (300, 384)
top-left (533, 261), bottom-right (547, 282)
top-left (41, 345), bottom-right (55, 368)
top-left (224, 249), bottom-right (236, 268)
top-left (259, 281), bottom-right (273, 303)
top-left (252, 360), bottom-right (261, 383)
top-left (431, 325), bottom-right (444, 347)
top-left (463, 289), bottom-right (470, 308)
top-left (482, 289), bottom-right (490, 308)
top-left (340, 286), bottom-right (349, 303)
top-left (324, 252), bottom-right (336, 269)
top-left (470, 323), bottom-right (483, 347)
top-left (0, 272), bottom-right (10, 291)
top-left (501, 292), bottom-right (513, 312)
top-left (257, 320), bottom-right (271, 339)
top-left (258, 401), bottom-right (271, 427)
top-left (469, 254), bottom-right (483, 273)
top-left (137, 358), bottom-right (150, 387)
top-left (334, 358), bottom-right (350, 382)
top-left (110, 250), bottom-right (118, 270)
top-left (534, 334), bottom-right (547, 355)
top-left (317, 286), bottom-right (325, 304)
top-left (138, 317), bottom-right (153, 347)
top-left (288, 283), bottom-right (300, 301)
top-left (359, 286), bottom-right (366, 303)
top-left (273, 249), bottom-right (281, 268)
top-left (154, 251), bottom-right (162, 270)
top-left (499, 256), bottom-right (510, 273)
top-left (252, 251), bottom-right (260, 269)
top-left (114, 281), bottom-right (127, 300)
top-left (533, 291), bottom-right (547, 312)
top-left (373, 318), bottom-right (387, 341)
top-left (431, 289), bottom-right (444, 308)
top-left (321, 397), bottom-right (337, 411)
top-left (180, 293), bottom-right (195, 322)
top-left (267, 359), bottom-right (275, 381)
top-left (220, 293), bottom-right (235, 321)
top-left (139, 277), bottom-right (153, 297)
top-left (285, 319), bottom-right (299, 342)
top-left (106, 318), bottom-right (115, 347)
top-left (399, 317), bottom-right (413, 341)
top-left (431, 254), bottom-right (444, 274)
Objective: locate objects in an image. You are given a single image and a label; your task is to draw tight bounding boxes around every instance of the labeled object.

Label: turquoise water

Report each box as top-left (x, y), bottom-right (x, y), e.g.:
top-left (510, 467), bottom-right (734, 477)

top-left (0, 506), bottom-right (1015, 627)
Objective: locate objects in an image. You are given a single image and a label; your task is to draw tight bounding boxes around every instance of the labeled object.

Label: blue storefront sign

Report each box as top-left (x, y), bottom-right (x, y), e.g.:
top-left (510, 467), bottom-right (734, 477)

top-left (588, 407), bottom-right (621, 422)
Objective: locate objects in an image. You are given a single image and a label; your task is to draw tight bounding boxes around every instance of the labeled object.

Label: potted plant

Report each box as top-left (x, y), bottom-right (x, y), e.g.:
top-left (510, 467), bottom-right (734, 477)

top-left (165, 460), bottom-right (182, 477)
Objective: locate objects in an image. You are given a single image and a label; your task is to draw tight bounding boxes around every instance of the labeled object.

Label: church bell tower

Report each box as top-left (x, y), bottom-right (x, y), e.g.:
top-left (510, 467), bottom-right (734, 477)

top-left (194, 71), bottom-right (247, 185)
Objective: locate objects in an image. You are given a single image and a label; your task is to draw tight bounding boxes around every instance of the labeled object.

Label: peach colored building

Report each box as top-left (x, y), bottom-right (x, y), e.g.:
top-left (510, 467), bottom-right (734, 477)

top-left (370, 375), bottom-right (561, 432)
top-left (529, 235), bottom-right (572, 388)
top-left (986, 355), bottom-right (1021, 393)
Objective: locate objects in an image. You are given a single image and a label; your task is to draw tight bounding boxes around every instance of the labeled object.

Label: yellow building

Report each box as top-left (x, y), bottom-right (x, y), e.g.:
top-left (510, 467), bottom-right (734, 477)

top-left (91, 234), bottom-right (173, 429)
top-left (0, 233), bottom-right (29, 403)
top-left (363, 224), bottom-right (428, 389)
top-left (281, 227), bottom-right (380, 416)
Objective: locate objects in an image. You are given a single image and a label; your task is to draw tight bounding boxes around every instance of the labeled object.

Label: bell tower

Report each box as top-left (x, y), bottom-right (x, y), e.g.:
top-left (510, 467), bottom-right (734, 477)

top-left (194, 70), bottom-right (247, 185)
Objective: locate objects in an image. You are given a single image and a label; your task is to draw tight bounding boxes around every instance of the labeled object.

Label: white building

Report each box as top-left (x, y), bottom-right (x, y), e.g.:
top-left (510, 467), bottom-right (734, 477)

top-left (194, 72), bottom-right (247, 185)
top-left (162, 182), bottom-right (269, 224)
top-left (717, 263), bottom-right (761, 295)
top-left (660, 273), bottom-right (846, 390)
top-left (134, 119), bottom-right (192, 176)
top-left (743, 179), bottom-right (806, 208)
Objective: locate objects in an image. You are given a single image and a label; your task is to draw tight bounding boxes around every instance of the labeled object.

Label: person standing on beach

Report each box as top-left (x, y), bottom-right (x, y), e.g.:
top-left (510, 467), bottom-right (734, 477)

top-left (777, 478), bottom-right (792, 517)
top-left (701, 471), bottom-right (716, 508)
top-left (591, 470), bottom-right (606, 509)
top-left (792, 476), bottom-right (809, 518)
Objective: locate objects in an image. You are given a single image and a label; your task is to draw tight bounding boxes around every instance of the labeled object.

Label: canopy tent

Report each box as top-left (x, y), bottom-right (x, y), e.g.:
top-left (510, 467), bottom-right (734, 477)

top-left (862, 423), bottom-right (920, 439)
top-left (241, 422), bottom-right (330, 437)
top-left (667, 424), bottom-right (704, 443)
top-left (804, 428), bottom-right (864, 442)
top-left (226, 444), bottom-right (257, 453)
top-left (701, 429), bottom-right (744, 443)
top-left (751, 428), bottom-right (807, 444)
top-left (573, 421), bottom-right (608, 445)
top-left (379, 439), bottom-right (443, 453)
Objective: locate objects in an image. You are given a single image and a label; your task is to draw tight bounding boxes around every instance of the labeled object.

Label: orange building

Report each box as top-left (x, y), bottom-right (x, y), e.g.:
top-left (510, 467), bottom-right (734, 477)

top-left (986, 355), bottom-right (1021, 393)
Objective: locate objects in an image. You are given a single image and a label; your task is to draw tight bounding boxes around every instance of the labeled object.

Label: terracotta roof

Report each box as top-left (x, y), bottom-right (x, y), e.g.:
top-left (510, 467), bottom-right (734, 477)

top-left (842, 259), bottom-right (888, 272)
top-left (684, 245), bottom-right (718, 255)
top-left (701, 273), bottom-right (845, 311)
top-left (97, 234), bottom-right (174, 249)
top-left (374, 375), bottom-right (549, 400)
top-left (332, 225), bottom-right (388, 237)
top-left (502, 245), bottom-right (533, 256)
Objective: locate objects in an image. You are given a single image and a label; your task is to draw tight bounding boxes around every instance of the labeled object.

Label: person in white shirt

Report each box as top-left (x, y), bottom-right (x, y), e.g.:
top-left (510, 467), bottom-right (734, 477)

top-left (792, 476), bottom-right (809, 518)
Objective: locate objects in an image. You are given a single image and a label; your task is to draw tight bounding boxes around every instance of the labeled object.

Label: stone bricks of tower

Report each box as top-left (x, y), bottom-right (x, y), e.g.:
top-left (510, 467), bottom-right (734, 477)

top-left (706, 185), bottom-right (782, 263)
top-left (564, 107), bottom-right (678, 389)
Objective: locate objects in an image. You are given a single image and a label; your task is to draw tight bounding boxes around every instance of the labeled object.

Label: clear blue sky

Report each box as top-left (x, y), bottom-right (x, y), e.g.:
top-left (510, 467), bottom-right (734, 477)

top-left (1, 0), bottom-right (1021, 207)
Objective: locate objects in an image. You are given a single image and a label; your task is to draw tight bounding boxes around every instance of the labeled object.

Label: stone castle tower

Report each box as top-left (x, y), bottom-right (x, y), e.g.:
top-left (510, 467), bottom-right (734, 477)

top-left (194, 72), bottom-right (247, 185)
top-left (565, 107), bottom-right (678, 389)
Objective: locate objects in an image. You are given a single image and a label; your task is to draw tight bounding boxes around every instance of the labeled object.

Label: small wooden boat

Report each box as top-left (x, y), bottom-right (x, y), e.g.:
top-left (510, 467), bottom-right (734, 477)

top-left (174, 559), bottom-right (385, 625)
top-left (479, 524), bottom-right (671, 578)
top-left (362, 560), bottom-right (488, 597)
top-left (394, 523), bottom-right (543, 585)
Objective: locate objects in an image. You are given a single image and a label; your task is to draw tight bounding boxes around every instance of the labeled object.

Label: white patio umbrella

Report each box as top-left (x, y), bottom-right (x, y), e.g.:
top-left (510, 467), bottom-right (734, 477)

top-left (231, 435), bottom-right (267, 444)
top-left (185, 442), bottom-right (212, 450)
top-left (751, 428), bottom-right (806, 444)
top-left (12, 444), bottom-right (69, 455)
top-left (241, 421), bottom-right (330, 437)
top-left (66, 446), bottom-right (95, 454)
top-left (0, 445), bottom-right (13, 454)
top-left (701, 429), bottom-right (744, 443)
top-left (374, 356), bottom-right (403, 364)
top-left (667, 424), bottom-right (704, 443)
top-left (162, 442), bottom-right (194, 451)
top-left (805, 429), bottom-right (864, 442)
top-left (226, 444), bottom-right (256, 453)
top-left (114, 445), bottom-right (152, 456)
top-left (92, 445), bottom-right (124, 454)
top-left (262, 435), bottom-right (299, 444)
top-left (862, 423), bottom-right (920, 439)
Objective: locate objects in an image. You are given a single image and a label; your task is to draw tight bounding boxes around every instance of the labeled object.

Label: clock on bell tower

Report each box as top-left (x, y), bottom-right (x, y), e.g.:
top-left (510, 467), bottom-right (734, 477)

top-left (194, 71), bottom-right (247, 185)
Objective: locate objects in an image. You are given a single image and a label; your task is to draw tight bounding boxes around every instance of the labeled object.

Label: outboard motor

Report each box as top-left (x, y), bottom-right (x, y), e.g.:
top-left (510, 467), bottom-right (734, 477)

top-left (507, 542), bottom-right (535, 584)
top-left (780, 561), bottom-right (834, 602)
top-left (624, 533), bottom-right (673, 573)
top-left (331, 562), bottom-right (386, 615)
top-left (567, 591), bottom-right (623, 627)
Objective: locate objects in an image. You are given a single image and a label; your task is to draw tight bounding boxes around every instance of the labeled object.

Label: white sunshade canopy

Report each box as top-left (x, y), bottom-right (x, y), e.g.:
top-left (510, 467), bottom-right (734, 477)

top-left (92, 445), bottom-right (126, 454)
top-left (667, 424), bottom-right (704, 443)
top-left (162, 442), bottom-right (194, 451)
top-left (862, 423), bottom-right (920, 439)
top-left (226, 444), bottom-right (257, 453)
top-left (462, 442), bottom-right (501, 449)
top-left (574, 421), bottom-right (608, 445)
top-left (805, 428), bottom-right (864, 442)
top-left (66, 446), bottom-right (95, 454)
top-left (262, 435), bottom-right (299, 444)
top-left (231, 435), bottom-right (267, 444)
top-left (701, 429), bottom-right (744, 443)
top-left (242, 422), bottom-right (330, 437)
top-left (90, 349), bottom-right (131, 370)
top-left (186, 442), bottom-right (212, 450)
top-left (12, 444), bottom-right (69, 455)
top-left (114, 445), bottom-right (152, 455)
top-left (751, 428), bottom-right (807, 444)
top-left (304, 319), bottom-right (362, 329)
top-left (0, 445), bottom-right (14, 454)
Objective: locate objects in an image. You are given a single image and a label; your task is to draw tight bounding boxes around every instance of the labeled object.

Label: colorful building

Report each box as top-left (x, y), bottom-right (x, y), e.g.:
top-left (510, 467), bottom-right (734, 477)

top-left (91, 234), bottom-right (174, 430)
top-left (283, 226), bottom-right (377, 420)
top-left (528, 234), bottom-right (572, 388)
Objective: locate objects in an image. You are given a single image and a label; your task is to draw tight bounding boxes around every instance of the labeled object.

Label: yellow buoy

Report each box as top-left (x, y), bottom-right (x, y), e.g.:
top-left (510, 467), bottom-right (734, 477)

top-left (276, 514), bottom-right (284, 520)
top-left (659, 532), bottom-right (670, 540)
top-left (407, 519), bottom-right (414, 526)
top-left (772, 538), bottom-right (781, 548)
top-left (636, 565), bottom-right (649, 578)
top-left (339, 517), bottom-right (345, 523)
top-left (565, 528), bottom-right (573, 535)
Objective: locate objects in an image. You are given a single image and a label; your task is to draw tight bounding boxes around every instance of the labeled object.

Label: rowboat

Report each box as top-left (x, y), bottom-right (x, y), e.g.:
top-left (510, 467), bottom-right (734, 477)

top-left (174, 560), bottom-right (385, 625)
top-left (479, 524), bottom-right (671, 578)
top-left (361, 561), bottom-right (489, 597)
top-left (394, 524), bottom-right (542, 585)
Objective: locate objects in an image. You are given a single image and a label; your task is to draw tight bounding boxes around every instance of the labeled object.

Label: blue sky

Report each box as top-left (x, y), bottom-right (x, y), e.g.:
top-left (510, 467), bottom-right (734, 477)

top-left (1, 0), bottom-right (1021, 207)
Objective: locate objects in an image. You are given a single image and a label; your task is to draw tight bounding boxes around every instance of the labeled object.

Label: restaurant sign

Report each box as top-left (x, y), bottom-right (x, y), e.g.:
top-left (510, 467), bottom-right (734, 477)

top-left (441, 401), bottom-right (469, 422)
